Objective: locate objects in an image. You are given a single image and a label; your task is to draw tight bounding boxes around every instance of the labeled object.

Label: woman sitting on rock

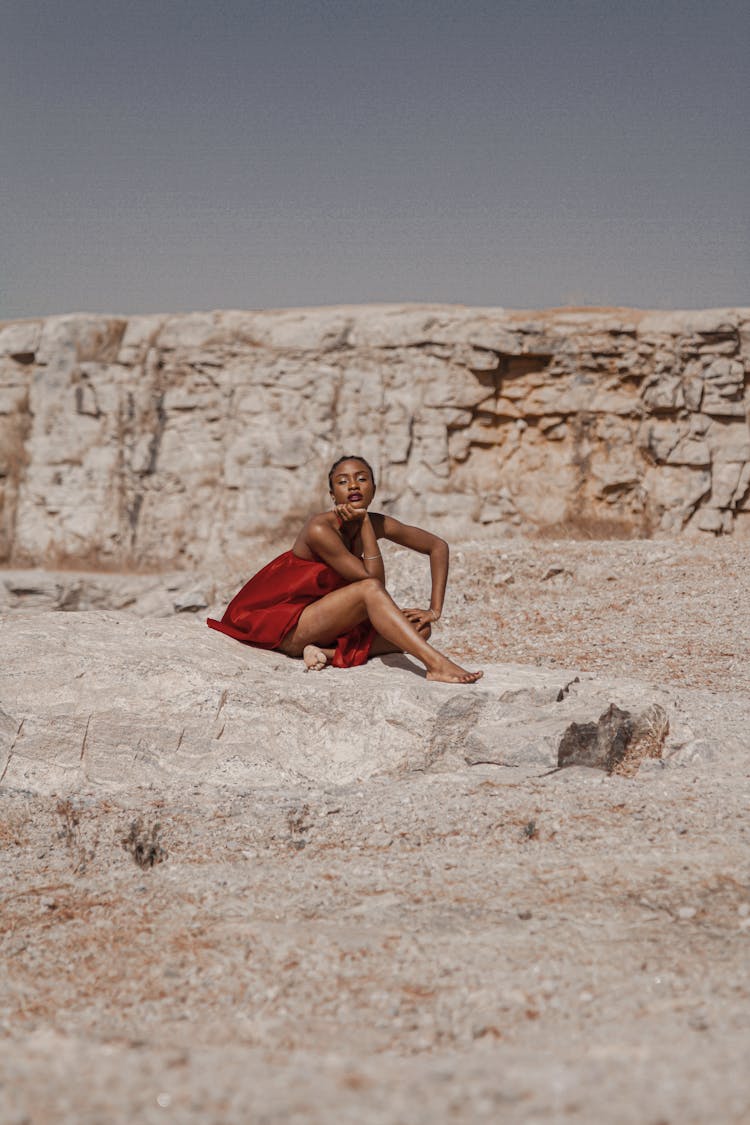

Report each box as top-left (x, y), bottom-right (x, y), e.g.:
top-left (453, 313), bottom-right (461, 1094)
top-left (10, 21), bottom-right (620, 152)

top-left (207, 455), bottom-right (482, 684)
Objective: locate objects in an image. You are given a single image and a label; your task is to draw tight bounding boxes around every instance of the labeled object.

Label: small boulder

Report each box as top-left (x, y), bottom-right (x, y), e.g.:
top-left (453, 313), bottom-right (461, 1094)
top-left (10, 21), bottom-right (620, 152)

top-left (557, 703), bottom-right (669, 776)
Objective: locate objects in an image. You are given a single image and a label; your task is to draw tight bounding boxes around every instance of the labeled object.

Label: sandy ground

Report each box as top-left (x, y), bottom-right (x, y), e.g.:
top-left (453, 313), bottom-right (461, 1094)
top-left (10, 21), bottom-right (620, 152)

top-left (1, 537), bottom-right (749, 1123)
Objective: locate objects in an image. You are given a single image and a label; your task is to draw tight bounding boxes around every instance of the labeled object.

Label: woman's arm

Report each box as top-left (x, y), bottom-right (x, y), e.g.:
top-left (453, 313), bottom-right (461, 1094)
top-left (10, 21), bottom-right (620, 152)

top-left (374, 513), bottom-right (449, 625)
top-left (357, 511), bottom-right (386, 583)
top-left (304, 512), bottom-right (383, 583)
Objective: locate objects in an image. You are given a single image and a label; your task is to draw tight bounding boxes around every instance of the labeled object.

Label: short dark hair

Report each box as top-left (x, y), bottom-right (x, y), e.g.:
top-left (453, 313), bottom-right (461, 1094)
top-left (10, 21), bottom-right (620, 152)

top-left (328, 454), bottom-right (376, 492)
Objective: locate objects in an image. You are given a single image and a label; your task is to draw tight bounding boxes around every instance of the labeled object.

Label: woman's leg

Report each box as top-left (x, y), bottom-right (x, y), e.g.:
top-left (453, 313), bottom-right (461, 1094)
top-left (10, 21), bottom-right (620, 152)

top-left (300, 621), bottom-right (428, 671)
top-left (369, 618), bottom-right (431, 657)
top-left (281, 579), bottom-right (482, 683)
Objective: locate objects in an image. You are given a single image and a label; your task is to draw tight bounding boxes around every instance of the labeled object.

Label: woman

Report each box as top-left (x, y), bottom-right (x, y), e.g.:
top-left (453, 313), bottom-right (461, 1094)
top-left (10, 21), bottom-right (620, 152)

top-left (207, 455), bottom-right (482, 684)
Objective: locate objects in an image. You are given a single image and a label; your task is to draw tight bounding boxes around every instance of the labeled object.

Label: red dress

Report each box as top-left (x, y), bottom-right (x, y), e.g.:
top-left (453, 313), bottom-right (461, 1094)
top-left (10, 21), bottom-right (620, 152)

top-left (206, 550), bottom-right (376, 668)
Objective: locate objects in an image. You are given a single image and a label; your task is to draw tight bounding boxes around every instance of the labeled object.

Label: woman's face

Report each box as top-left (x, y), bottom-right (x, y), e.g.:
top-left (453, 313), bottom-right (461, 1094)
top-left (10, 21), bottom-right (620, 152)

top-left (329, 459), bottom-right (375, 508)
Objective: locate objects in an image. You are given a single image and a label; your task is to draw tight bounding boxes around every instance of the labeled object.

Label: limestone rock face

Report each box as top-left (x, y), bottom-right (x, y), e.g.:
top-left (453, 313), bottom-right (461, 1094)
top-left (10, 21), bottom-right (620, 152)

top-left (1, 304), bottom-right (749, 568)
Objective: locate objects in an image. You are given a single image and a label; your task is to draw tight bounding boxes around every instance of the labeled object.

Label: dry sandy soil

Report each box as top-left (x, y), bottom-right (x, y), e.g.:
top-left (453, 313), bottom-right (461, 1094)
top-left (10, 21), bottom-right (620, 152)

top-left (2, 537), bottom-right (749, 1123)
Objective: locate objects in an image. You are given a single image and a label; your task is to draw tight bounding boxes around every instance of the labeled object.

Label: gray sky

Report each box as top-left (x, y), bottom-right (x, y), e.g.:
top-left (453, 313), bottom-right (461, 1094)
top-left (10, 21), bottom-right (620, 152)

top-left (2, 0), bottom-right (748, 318)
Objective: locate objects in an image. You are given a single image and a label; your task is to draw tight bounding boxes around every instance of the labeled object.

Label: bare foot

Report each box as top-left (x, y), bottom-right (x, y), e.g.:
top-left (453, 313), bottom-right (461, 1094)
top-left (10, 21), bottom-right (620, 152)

top-left (426, 656), bottom-right (483, 684)
top-left (303, 644), bottom-right (329, 672)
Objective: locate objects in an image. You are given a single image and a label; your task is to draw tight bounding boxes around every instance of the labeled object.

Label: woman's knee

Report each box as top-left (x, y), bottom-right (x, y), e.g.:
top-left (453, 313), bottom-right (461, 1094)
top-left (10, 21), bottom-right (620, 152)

top-left (357, 577), bottom-right (385, 598)
top-left (418, 621), bottom-right (432, 640)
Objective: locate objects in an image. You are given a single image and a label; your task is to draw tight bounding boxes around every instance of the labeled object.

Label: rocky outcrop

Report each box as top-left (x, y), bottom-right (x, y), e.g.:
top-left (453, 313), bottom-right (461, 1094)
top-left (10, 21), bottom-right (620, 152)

top-left (0, 611), bottom-right (567, 792)
top-left (1, 611), bottom-right (737, 796)
top-left (0, 611), bottom-right (669, 793)
top-left (556, 702), bottom-right (669, 776)
top-left (1, 304), bottom-right (749, 568)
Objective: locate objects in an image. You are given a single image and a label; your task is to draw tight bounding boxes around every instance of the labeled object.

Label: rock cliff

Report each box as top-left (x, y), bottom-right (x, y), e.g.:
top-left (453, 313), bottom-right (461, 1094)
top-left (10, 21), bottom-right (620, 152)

top-left (1, 304), bottom-right (749, 568)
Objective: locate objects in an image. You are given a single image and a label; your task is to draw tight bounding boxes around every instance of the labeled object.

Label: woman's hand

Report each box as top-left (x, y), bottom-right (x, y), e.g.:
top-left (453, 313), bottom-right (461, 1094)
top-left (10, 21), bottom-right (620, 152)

top-left (334, 503), bottom-right (368, 524)
top-left (402, 607), bottom-right (440, 630)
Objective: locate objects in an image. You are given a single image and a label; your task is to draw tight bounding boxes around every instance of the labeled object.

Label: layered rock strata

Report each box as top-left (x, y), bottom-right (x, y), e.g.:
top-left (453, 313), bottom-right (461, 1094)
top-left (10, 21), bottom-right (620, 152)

top-left (1, 304), bottom-right (749, 568)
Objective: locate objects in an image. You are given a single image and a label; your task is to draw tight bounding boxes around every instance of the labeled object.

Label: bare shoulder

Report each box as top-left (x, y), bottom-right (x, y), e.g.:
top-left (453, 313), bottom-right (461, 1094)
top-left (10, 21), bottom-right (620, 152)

top-left (306, 511), bottom-right (337, 533)
top-left (294, 511), bottom-right (339, 556)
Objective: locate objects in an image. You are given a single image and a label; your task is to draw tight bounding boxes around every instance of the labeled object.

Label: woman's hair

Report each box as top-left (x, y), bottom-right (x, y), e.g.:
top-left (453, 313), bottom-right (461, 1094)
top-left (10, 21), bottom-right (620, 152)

top-left (327, 454), bottom-right (376, 492)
